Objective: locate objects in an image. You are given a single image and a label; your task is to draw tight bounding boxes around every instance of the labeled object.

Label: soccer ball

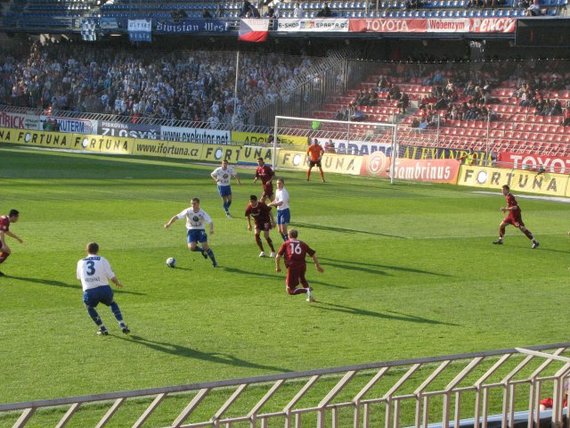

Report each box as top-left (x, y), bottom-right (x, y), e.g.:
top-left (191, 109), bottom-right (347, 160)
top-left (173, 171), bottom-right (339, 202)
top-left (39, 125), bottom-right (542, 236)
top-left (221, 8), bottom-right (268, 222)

top-left (166, 257), bottom-right (176, 268)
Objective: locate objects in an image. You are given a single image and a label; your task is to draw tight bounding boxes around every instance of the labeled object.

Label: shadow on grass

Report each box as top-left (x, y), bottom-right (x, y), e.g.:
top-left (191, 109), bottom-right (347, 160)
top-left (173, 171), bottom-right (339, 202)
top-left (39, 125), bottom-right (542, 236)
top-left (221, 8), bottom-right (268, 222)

top-left (313, 302), bottom-right (459, 326)
top-left (3, 275), bottom-right (146, 295)
top-left (116, 335), bottom-right (291, 373)
top-left (293, 222), bottom-right (407, 239)
top-left (320, 257), bottom-right (451, 277)
top-left (222, 266), bottom-right (346, 288)
top-left (221, 266), bottom-right (280, 280)
top-left (169, 266), bottom-right (192, 271)
top-left (523, 247), bottom-right (570, 255)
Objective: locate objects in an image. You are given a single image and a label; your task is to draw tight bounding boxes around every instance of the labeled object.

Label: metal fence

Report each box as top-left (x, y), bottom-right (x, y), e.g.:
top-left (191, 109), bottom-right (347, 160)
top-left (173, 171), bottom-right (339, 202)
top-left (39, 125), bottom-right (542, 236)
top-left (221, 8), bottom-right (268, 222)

top-left (2, 343), bottom-right (570, 427)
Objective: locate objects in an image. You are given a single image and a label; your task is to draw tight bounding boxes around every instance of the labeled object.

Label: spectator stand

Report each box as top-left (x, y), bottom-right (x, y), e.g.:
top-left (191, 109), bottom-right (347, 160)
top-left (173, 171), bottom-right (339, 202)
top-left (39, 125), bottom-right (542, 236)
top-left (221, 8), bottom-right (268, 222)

top-left (2, 0), bottom-right (567, 29)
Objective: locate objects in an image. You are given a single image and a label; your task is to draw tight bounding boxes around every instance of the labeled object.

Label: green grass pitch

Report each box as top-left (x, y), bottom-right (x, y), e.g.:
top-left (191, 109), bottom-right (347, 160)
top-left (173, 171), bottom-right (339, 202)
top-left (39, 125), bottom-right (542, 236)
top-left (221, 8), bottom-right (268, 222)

top-left (1, 145), bottom-right (569, 412)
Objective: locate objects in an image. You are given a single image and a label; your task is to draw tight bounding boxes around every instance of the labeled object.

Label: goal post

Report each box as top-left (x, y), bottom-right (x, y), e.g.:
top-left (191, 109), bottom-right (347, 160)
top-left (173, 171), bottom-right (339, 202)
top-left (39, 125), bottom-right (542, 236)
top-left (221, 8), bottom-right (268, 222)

top-left (273, 115), bottom-right (399, 184)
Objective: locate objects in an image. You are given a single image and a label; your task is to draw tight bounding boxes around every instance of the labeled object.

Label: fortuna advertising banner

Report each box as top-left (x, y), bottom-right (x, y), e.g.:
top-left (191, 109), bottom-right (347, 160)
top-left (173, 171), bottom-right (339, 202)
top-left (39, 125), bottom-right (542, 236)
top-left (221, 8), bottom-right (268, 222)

top-left (457, 165), bottom-right (569, 196)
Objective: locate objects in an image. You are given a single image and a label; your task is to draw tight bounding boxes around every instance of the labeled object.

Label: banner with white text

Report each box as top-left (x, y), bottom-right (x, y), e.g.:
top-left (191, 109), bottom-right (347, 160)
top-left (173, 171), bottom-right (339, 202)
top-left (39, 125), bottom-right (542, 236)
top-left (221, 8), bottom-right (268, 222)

top-left (39, 115), bottom-right (98, 134)
top-left (497, 151), bottom-right (570, 174)
top-left (361, 155), bottom-right (460, 183)
top-left (349, 17), bottom-right (515, 33)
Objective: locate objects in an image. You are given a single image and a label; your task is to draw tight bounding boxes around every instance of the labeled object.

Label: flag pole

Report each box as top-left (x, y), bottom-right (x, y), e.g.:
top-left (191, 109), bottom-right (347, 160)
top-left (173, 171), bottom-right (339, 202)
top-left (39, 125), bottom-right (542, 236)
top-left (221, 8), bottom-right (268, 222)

top-left (233, 50), bottom-right (240, 125)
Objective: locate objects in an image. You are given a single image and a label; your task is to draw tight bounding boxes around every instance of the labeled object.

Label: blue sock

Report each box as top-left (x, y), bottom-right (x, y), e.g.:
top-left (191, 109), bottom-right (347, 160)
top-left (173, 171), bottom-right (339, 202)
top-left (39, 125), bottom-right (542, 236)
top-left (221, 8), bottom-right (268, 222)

top-left (192, 246), bottom-right (207, 258)
top-left (86, 306), bottom-right (103, 326)
top-left (110, 302), bottom-right (123, 322)
top-left (206, 248), bottom-right (217, 266)
top-left (223, 201), bottom-right (228, 212)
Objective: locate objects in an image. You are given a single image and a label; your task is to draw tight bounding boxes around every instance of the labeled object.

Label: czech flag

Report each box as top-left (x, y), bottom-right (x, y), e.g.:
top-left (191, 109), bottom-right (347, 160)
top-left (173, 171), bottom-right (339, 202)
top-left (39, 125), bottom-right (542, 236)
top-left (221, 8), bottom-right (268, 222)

top-left (238, 19), bottom-right (270, 42)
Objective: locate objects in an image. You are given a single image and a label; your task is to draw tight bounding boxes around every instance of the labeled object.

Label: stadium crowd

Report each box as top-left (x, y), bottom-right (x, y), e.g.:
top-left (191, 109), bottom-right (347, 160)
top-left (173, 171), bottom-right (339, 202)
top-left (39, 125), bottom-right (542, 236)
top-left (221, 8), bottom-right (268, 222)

top-left (340, 60), bottom-right (570, 128)
top-left (1, 40), bottom-right (569, 129)
top-left (0, 40), bottom-right (315, 126)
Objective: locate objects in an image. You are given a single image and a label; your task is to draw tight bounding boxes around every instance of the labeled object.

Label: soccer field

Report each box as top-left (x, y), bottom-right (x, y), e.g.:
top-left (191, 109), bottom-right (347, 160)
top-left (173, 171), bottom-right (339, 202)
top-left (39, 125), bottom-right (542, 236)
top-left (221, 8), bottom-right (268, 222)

top-left (1, 145), bottom-right (569, 410)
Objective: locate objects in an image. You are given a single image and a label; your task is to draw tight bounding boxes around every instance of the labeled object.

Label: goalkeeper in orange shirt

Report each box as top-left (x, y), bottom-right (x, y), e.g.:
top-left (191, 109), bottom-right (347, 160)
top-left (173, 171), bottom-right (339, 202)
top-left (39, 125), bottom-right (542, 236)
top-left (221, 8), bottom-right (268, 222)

top-left (306, 139), bottom-right (325, 182)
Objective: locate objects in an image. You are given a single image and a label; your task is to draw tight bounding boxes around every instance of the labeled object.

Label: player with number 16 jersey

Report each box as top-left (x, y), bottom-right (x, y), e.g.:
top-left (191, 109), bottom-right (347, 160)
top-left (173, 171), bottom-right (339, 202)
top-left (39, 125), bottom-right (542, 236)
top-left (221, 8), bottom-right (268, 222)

top-left (275, 229), bottom-right (323, 302)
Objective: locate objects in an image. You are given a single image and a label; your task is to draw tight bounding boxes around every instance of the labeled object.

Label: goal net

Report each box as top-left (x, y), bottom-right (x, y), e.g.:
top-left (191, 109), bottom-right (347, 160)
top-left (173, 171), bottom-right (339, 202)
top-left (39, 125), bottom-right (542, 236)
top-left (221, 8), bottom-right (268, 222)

top-left (273, 115), bottom-right (399, 184)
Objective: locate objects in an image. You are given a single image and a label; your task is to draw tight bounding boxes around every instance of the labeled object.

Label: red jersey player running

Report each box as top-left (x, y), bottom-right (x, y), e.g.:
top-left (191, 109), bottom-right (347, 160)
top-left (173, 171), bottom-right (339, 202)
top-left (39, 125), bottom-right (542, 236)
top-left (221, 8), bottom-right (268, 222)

top-left (493, 185), bottom-right (539, 249)
top-left (245, 194), bottom-right (276, 258)
top-left (253, 157), bottom-right (275, 202)
top-left (275, 229), bottom-right (323, 302)
top-left (306, 139), bottom-right (325, 182)
top-left (0, 209), bottom-right (23, 276)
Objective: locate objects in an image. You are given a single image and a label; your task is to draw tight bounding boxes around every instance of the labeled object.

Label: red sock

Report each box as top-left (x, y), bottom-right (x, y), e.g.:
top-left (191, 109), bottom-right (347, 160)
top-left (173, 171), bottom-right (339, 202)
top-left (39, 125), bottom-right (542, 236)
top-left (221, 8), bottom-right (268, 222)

top-left (0, 252), bottom-right (9, 264)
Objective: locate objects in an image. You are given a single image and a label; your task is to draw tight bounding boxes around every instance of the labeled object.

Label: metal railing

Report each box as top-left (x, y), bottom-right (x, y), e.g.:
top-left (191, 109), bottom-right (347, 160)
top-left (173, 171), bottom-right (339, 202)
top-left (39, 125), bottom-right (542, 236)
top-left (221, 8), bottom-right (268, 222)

top-left (2, 343), bottom-right (570, 427)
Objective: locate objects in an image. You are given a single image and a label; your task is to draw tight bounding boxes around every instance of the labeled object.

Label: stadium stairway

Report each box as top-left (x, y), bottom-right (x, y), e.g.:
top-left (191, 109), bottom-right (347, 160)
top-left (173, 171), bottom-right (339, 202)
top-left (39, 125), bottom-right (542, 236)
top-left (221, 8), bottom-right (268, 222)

top-left (312, 71), bottom-right (570, 158)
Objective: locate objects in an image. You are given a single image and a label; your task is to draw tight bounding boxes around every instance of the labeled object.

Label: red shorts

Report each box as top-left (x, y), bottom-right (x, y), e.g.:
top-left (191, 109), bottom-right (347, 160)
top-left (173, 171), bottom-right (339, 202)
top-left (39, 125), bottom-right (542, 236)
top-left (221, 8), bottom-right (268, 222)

top-left (262, 183), bottom-right (274, 201)
top-left (286, 265), bottom-right (308, 290)
top-left (504, 209), bottom-right (524, 227)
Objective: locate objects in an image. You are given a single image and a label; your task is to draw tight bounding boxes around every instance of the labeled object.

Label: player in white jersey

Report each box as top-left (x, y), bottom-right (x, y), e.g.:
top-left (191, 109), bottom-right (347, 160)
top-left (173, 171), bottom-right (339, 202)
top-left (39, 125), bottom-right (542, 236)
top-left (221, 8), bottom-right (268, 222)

top-left (76, 242), bottom-right (130, 336)
top-left (268, 178), bottom-right (290, 241)
top-left (211, 160), bottom-right (241, 218)
top-left (164, 197), bottom-right (218, 267)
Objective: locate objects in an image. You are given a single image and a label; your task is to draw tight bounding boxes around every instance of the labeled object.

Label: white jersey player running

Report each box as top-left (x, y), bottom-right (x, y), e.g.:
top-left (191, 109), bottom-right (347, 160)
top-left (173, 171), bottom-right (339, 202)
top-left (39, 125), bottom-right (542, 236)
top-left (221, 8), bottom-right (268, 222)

top-left (164, 197), bottom-right (218, 267)
top-left (210, 160), bottom-right (240, 217)
top-left (76, 242), bottom-right (130, 336)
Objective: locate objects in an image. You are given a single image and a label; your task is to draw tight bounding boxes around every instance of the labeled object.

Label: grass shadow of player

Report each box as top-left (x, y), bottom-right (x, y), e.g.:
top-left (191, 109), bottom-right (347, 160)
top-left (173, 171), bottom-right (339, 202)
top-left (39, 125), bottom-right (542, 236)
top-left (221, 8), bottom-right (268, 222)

top-left (1, 275), bottom-right (79, 289)
top-left (320, 257), bottom-right (450, 277)
top-left (317, 259), bottom-right (389, 276)
top-left (3, 275), bottom-right (146, 295)
top-left (117, 335), bottom-right (291, 373)
top-left (313, 302), bottom-right (459, 326)
top-left (221, 266), bottom-right (281, 280)
top-left (293, 222), bottom-right (407, 239)
top-left (222, 266), bottom-right (345, 289)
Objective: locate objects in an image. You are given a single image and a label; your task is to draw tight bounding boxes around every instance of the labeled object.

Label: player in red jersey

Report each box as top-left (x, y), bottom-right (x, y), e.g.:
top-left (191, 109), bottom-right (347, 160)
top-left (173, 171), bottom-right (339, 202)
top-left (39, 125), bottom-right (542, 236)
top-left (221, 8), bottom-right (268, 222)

top-left (306, 139), bottom-right (325, 182)
top-left (493, 185), bottom-right (539, 249)
top-left (275, 229), bottom-right (323, 302)
top-left (245, 195), bottom-right (276, 258)
top-left (253, 157), bottom-right (275, 202)
top-left (0, 209), bottom-right (23, 276)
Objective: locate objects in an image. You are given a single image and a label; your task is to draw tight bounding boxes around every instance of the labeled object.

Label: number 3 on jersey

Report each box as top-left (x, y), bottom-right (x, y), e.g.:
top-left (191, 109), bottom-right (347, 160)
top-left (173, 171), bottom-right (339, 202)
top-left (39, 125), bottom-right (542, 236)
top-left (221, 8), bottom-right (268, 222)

top-left (86, 260), bottom-right (96, 276)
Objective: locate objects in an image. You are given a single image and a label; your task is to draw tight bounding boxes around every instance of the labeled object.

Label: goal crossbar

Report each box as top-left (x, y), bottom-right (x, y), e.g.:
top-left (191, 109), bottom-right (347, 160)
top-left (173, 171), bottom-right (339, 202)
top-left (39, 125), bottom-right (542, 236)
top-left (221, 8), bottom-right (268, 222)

top-left (273, 115), bottom-right (399, 184)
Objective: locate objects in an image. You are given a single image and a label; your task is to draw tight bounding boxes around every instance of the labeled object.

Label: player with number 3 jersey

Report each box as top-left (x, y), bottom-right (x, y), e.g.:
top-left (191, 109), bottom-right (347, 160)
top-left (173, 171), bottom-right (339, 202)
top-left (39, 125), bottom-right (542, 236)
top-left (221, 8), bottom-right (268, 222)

top-left (76, 242), bottom-right (130, 336)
